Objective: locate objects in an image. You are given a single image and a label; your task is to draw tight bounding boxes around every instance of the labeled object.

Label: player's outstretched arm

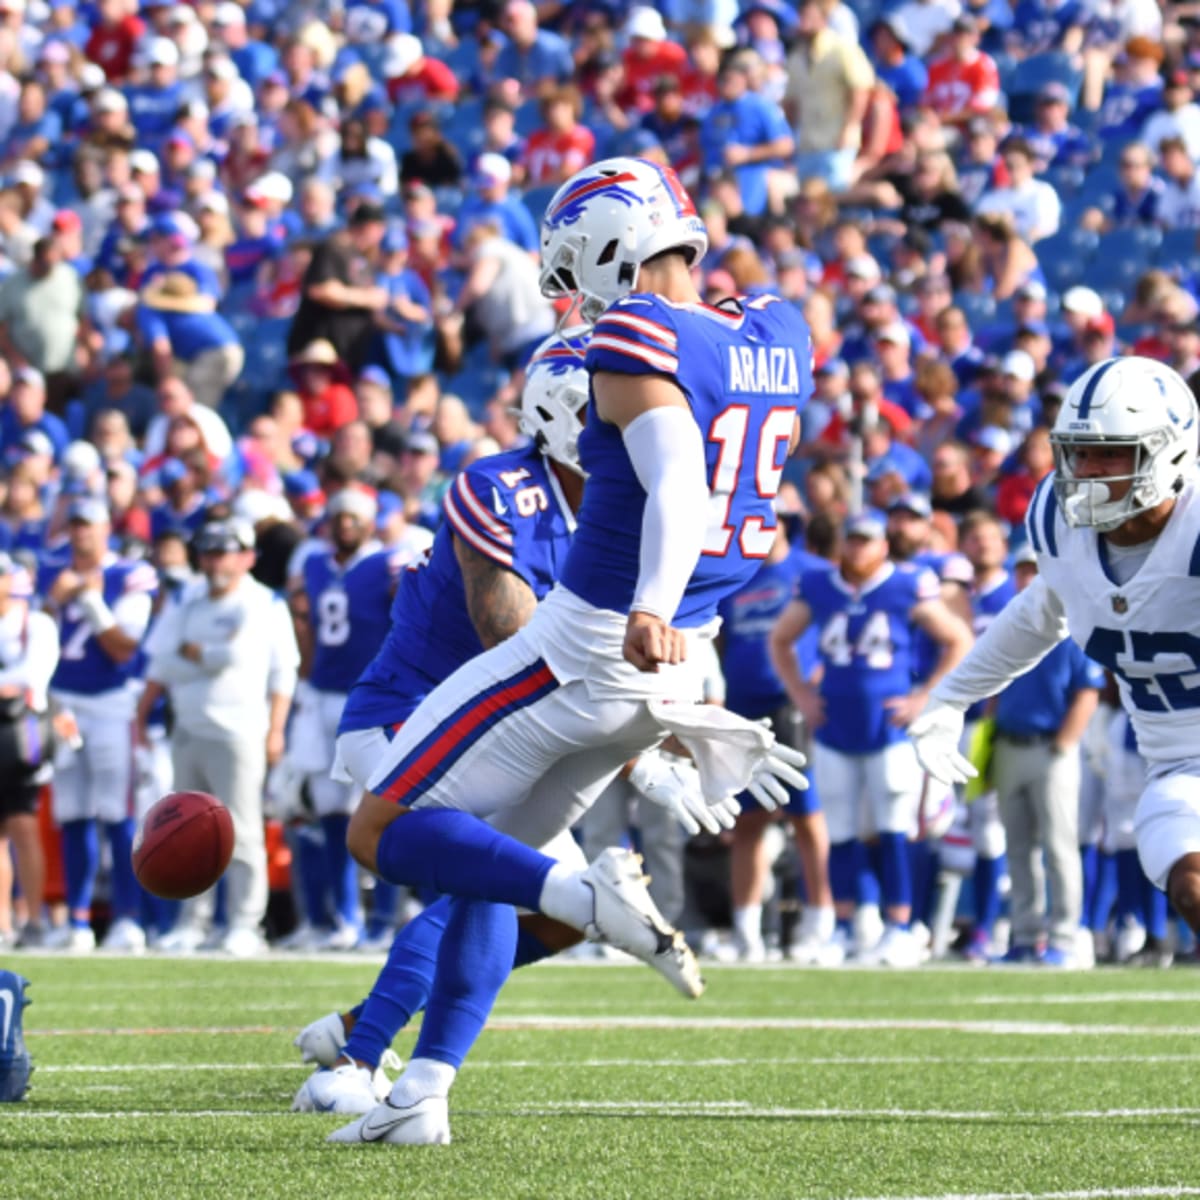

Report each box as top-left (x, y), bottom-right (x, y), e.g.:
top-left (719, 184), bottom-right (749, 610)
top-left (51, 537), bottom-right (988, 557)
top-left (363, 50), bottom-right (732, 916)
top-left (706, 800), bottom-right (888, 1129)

top-left (452, 534), bottom-right (538, 649)
top-left (592, 371), bottom-right (709, 672)
top-left (767, 598), bottom-right (823, 725)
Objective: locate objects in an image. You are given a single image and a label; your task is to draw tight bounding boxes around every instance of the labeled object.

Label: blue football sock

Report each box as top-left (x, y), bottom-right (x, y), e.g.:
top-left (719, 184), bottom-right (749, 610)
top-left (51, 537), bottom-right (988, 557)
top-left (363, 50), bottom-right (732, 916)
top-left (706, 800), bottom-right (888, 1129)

top-left (374, 809), bottom-right (554, 910)
top-left (513, 922), bottom-right (554, 968)
top-left (105, 819), bottom-right (140, 921)
top-left (411, 897), bottom-right (517, 1069)
top-left (1079, 843), bottom-right (1100, 929)
top-left (319, 814), bottom-right (360, 929)
top-left (367, 881), bottom-right (399, 939)
top-left (878, 831), bottom-right (911, 920)
top-left (859, 841), bottom-right (882, 907)
top-left (1115, 848), bottom-right (1144, 925)
top-left (829, 841), bottom-right (858, 906)
top-left (972, 853), bottom-right (1006, 937)
top-left (61, 819), bottom-right (98, 922)
top-left (1144, 874), bottom-right (1168, 941)
top-left (908, 839), bottom-right (936, 927)
top-left (344, 897), bottom-right (453, 1069)
top-left (1092, 851), bottom-right (1117, 930)
top-left (289, 823), bottom-right (330, 929)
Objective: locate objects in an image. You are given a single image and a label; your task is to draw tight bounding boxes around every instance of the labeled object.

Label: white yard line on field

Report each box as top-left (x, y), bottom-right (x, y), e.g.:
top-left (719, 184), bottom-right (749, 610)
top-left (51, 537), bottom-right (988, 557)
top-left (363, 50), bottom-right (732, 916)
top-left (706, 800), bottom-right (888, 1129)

top-left (849, 1190), bottom-right (1200, 1200)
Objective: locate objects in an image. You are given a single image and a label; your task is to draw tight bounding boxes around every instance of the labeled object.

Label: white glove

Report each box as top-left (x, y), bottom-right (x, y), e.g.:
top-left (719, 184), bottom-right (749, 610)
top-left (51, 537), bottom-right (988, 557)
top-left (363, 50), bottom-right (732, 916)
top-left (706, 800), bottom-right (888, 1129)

top-left (908, 700), bottom-right (977, 786)
top-left (628, 750), bottom-right (738, 836)
top-left (744, 740), bottom-right (809, 813)
top-left (265, 759), bottom-right (307, 822)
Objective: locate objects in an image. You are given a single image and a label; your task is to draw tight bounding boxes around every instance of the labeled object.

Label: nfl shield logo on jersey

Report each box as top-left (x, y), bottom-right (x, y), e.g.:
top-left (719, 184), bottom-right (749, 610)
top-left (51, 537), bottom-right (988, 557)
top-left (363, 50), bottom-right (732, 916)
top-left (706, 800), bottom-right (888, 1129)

top-left (1111, 595), bottom-right (1128, 614)
top-left (0, 969), bottom-right (32, 1102)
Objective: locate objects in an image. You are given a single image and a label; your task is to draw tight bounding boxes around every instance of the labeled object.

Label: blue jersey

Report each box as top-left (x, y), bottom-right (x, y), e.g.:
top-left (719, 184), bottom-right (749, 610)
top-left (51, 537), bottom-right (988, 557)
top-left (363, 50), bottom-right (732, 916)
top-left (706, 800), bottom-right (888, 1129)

top-left (38, 554), bottom-right (157, 695)
top-left (561, 292), bottom-right (811, 628)
top-left (801, 561), bottom-right (939, 754)
top-left (718, 546), bottom-right (829, 718)
top-left (304, 543), bottom-right (394, 695)
top-left (907, 549), bottom-right (969, 684)
top-left (339, 444), bottom-right (574, 732)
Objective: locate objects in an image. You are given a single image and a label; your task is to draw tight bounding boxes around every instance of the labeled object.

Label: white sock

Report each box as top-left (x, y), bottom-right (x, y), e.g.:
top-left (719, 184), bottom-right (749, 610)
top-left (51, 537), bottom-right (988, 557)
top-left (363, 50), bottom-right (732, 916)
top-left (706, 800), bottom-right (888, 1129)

top-left (733, 904), bottom-right (763, 945)
top-left (538, 863), bottom-right (594, 931)
top-left (390, 1056), bottom-right (457, 1103)
top-left (808, 905), bottom-right (835, 940)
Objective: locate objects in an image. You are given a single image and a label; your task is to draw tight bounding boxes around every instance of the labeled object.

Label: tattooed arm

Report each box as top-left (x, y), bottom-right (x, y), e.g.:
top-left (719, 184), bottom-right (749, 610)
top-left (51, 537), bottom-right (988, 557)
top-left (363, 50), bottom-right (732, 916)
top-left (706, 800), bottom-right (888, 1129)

top-left (453, 534), bottom-right (538, 649)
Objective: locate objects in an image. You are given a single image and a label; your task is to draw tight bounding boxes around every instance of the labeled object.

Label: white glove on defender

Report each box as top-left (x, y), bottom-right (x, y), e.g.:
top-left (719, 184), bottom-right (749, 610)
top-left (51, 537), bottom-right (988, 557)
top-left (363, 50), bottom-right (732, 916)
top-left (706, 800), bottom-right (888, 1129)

top-left (908, 700), bottom-right (977, 787)
top-left (745, 734), bottom-right (809, 813)
top-left (629, 750), bottom-right (739, 836)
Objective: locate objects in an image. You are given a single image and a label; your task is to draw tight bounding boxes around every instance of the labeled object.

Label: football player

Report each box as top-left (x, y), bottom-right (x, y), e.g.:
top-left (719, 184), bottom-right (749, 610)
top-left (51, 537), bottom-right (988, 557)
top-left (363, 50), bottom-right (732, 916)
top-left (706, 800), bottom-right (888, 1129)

top-left (770, 510), bottom-right (973, 966)
top-left (289, 486), bottom-right (384, 950)
top-left (38, 498), bottom-right (156, 953)
top-left (329, 158), bottom-right (810, 1146)
top-left (911, 357), bottom-right (1200, 967)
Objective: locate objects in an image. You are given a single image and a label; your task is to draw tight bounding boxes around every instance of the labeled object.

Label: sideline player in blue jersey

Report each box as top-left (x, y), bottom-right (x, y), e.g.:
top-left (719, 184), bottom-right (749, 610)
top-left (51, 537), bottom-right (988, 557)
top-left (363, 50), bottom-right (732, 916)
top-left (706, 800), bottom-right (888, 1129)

top-left (289, 487), bottom-right (383, 950)
top-left (37, 497), bottom-right (156, 952)
top-left (769, 510), bottom-right (972, 967)
top-left (328, 158), bottom-right (811, 1146)
top-left (723, 516), bottom-right (838, 964)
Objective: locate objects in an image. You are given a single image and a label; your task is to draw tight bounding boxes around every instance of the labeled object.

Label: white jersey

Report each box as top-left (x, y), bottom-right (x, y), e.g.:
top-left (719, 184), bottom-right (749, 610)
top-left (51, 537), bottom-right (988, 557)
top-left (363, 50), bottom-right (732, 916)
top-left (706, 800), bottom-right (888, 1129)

top-left (935, 474), bottom-right (1200, 769)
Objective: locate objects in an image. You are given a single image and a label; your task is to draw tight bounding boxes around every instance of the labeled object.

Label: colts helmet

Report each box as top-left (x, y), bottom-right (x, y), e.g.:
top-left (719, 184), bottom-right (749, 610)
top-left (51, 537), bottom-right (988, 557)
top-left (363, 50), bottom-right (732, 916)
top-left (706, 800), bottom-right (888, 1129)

top-left (1051, 355), bottom-right (1199, 530)
top-left (519, 328), bottom-right (590, 475)
top-left (539, 157), bottom-right (709, 326)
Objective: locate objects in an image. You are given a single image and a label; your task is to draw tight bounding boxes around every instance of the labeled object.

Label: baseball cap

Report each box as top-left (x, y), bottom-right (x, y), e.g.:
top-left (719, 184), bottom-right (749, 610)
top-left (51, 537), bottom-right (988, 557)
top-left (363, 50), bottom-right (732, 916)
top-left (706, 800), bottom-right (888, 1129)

top-left (1061, 285), bottom-right (1104, 318)
top-left (951, 13), bottom-right (979, 32)
top-left (358, 365), bottom-right (392, 390)
top-left (874, 320), bottom-right (911, 347)
top-left (244, 171), bottom-right (293, 206)
top-left (52, 209), bottom-right (82, 234)
top-left (1039, 81), bottom-right (1071, 103)
top-left (814, 357), bottom-right (848, 378)
top-left (146, 37), bottom-right (180, 67)
top-left (67, 496), bottom-right (110, 524)
top-left (328, 486), bottom-right (378, 522)
top-left (10, 161), bottom-right (43, 190)
top-left (129, 149), bottom-right (160, 175)
top-left (375, 490), bottom-right (403, 527)
top-left (206, 55), bottom-right (239, 80)
top-left (193, 517), bottom-right (255, 554)
top-left (626, 5), bottom-right (667, 39)
top-left (380, 224), bottom-right (409, 254)
top-left (845, 509), bottom-right (888, 540)
top-left (974, 425), bottom-right (1013, 455)
top-left (38, 40), bottom-right (70, 64)
top-left (1001, 349), bottom-right (1036, 381)
top-left (474, 152), bottom-right (512, 187)
top-left (888, 492), bottom-right (932, 519)
top-left (1015, 280), bottom-right (1047, 302)
top-left (19, 430), bottom-right (53, 459)
top-left (0, 551), bottom-right (18, 575)
top-left (845, 255), bottom-right (881, 281)
top-left (1083, 312), bottom-right (1116, 338)
top-left (79, 63), bottom-right (106, 93)
top-left (1017, 319), bottom-right (1051, 339)
top-left (347, 201), bottom-right (387, 227)
top-left (13, 366), bottom-right (44, 389)
top-left (197, 190), bottom-right (229, 215)
top-left (283, 469), bottom-right (324, 502)
top-left (384, 33), bottom-right (423, 76)
top-left (212, 0), bottom-right (245, 23)
top-left (150, 212), bottom-right (192, 241)
top-left (158, 457), bottom-right (189, 487)
top-left (402, 429), bottom-right (439, 456)
top-left (93, 87), bottom-right (128, 114)
top-left (1013, 542), bottom-right (1038, 567)
top-left (863, 283), bottom-right (898, 306)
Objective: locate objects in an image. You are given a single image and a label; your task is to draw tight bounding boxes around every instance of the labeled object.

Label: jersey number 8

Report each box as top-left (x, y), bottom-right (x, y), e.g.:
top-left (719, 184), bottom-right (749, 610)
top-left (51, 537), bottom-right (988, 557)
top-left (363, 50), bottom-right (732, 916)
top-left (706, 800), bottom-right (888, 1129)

top-left (317, 589), bottom-right (350, 647)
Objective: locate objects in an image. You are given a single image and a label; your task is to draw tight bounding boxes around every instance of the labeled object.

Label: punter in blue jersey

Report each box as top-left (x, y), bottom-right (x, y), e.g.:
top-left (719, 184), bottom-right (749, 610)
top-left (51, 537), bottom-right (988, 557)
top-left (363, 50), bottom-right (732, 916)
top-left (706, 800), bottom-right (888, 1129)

top-left (769, 510), bottom-right (972, 968)
top-left (328, 159), bottom-right (811, 1147)
top-left (288, 486), bottom-right (383, 950)
top-left (722, 516), bottom-right (839, 964)
top-left (37, 497), bottom-right (156, 953)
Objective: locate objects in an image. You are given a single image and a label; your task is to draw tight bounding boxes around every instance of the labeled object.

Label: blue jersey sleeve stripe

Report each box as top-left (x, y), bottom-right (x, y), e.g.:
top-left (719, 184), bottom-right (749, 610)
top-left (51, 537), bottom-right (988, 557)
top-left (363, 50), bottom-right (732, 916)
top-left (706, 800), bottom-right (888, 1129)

top-left (1041, 478), bottom-right (1058, 557)
top-left (588, 333), bottom-right (678, 374)
top-left (453, 474), bottom-right (514, 546)
top-left (594, 311), bottom-right (678, 350)
top-left (1026, 478), bottom-right (1046, 554)
top-left (1189, 527), bottom-right (1200, 577)
top-left (443, 489), bottom-right (515, 568)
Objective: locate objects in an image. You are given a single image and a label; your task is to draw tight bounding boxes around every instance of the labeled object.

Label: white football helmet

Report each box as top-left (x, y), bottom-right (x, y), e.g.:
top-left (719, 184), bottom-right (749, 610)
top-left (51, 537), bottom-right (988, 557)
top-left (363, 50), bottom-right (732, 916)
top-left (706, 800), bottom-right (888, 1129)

top-left (539, 157), bottom-right (709, 326)
top-left (1051, 355), bottom-right (1199, 531)
top-left (519, 327), bottom-right (590, 475)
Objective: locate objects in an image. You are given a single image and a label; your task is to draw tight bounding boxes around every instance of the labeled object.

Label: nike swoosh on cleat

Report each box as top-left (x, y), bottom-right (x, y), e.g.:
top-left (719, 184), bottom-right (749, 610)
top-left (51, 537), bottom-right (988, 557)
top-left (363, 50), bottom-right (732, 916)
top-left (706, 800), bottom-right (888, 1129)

top-left (359, 1097), bottom-right (428, 1142)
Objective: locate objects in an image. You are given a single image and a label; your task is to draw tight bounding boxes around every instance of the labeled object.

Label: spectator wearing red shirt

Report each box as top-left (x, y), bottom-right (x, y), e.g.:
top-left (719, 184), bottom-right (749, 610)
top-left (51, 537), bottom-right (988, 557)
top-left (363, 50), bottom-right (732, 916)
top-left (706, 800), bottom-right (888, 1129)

top-left (521, 86), bottom-right (596, 186)
top-left (995, 427), bottom-right (1053, 528)
top-left (619, 6), bottom-right (688, 114)
top-left (86, 0), bottom-right (145, 82)
top-left (383, 34), bottom-right (459, 106)
top-left (287, 340), bottom-right (358, 438)
top-left (923, 15), bottom-right (1000, 127)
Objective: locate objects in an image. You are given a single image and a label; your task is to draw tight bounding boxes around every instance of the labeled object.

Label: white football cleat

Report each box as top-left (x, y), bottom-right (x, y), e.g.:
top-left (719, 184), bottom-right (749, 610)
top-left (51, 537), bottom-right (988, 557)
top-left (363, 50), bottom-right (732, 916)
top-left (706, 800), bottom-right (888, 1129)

top-left (276, 922), bottom-right (328, 952)
top-left (294, 1012), bottom-right (348, 1067)
top-left (327, 1095), bottom-right (451, 1145)
top-left (220, 926), bottom-right (267, 958)
top-left (317, 922), bottom-right (362, 952)
top-left (43, 924), bottom-right (96, 952)
top-left (292, 1062), bottom-right (391, 1115)
top-left (861, 925), bottom-right (922, 968)
top-left (101, 917), bottom-right (146, 954)
top-left (155, 924), bottom-right (205, 954)
top-left (582, 848), bottom-right (703, 999)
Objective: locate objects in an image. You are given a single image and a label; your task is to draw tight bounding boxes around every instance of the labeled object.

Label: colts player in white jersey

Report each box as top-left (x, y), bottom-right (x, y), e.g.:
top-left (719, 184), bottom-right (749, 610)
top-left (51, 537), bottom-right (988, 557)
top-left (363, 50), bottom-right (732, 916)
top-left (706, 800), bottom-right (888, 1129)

top-left (327, 157), bottom-right (810, 1147)
top-left (911, 356), bottom-right (1200, 953)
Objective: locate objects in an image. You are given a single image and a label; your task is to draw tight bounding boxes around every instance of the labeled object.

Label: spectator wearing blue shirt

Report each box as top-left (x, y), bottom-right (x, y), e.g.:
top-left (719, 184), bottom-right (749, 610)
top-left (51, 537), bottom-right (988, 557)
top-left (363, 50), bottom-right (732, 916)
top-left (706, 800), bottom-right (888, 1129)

top-left (148, 457), bottom-right (211, 541)
top-left (870, 17), bottom-right (928, 111)
top-left (141, 213), bottom-right (224, 303)
top-left (1094, 37), bottom-right (1164, 143)
top-left (124, 38), bottom-right (185, 147)
top-left (1018, 82), bottom-right (1095, 171)
top-left (935, 304), bottom-right (986, 390)
top-left (343, 0), bottom-right (410, 47)
top-left (1093, 139), bottom-right (1165, 229)
top-left (0, 368), bottom-right (70, 465)
top-left (874, 321), bottom-right (928, 420)
top-left (371, 224), bottom-right (434, 390)
top-left (137, 271), bottom-right (244, 409)
top-left (492, 0), bottom-right (575, 94)
top-left (1008, 0), bottom-right (1086, 56)
top-left (992, 545), bottom-right (1104, 966)
top-left (453, 153), bottom-right (539, 252)
top-left (699, 53), bottom-right (794, 218)
top-left (8, 79), bottom-right (63, 167)
top-left (213, 2), bottom-right (279, 90)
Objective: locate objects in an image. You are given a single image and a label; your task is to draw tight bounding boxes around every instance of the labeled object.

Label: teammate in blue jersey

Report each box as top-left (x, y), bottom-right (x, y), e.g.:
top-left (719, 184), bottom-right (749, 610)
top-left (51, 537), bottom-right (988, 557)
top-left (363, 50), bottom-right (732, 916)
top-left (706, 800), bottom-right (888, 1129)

top-left (37, 497), bottom-right (156, 952)
top-left (770, 510), bottom-right (972, 967)
top-left (724, 517), bottom-right (839, 964)
top-left (327, 158), bottom-right (810, 1146)
top-left (287, 486), bottom-right (383, 950)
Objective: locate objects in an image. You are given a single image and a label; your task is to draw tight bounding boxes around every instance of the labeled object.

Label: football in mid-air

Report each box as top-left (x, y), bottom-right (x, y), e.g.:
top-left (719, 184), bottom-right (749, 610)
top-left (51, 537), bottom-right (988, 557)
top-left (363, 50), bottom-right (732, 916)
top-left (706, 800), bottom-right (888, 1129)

top-left (132, 791), bottom-right (234, 900)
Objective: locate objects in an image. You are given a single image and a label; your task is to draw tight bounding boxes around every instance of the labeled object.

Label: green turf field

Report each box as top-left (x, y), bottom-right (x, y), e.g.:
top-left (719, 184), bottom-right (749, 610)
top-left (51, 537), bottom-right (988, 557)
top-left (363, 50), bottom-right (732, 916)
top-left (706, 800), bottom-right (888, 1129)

top-left (2, 956), bottom-right (1199, 1200)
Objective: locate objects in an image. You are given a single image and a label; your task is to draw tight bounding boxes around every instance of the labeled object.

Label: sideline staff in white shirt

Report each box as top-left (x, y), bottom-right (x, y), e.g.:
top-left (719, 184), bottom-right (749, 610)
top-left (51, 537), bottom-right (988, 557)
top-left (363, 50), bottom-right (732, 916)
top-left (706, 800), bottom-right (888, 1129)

top-left (139, 518), bottom-right (299, 956)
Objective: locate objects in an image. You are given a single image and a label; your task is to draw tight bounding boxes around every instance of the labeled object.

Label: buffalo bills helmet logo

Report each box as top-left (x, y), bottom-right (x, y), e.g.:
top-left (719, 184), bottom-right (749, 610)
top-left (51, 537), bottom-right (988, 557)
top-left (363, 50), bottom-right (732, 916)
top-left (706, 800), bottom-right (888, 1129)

top-left (544, 172), bottom-right (644, 229)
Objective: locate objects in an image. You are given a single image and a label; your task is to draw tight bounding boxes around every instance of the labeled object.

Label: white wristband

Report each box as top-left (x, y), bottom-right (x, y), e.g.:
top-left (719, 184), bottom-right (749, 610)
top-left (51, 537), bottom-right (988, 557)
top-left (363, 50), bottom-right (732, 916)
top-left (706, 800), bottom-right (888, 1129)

top-left (76, 589), bottom-right (116, 635)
